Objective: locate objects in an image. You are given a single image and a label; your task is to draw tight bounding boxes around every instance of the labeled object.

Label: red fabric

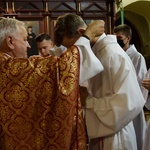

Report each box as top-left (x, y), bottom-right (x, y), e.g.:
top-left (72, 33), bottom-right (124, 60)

top-left (0, 46), bottom-right (86, 150)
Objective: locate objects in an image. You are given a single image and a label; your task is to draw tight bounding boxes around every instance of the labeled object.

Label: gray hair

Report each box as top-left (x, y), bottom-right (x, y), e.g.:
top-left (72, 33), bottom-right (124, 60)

top-left (0, 18), bottom-right (25, 48)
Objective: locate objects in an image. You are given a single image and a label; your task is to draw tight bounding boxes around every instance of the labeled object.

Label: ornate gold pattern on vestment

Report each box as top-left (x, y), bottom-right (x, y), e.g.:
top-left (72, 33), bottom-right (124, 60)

top-left (0, 46), bottom-right (86, 150)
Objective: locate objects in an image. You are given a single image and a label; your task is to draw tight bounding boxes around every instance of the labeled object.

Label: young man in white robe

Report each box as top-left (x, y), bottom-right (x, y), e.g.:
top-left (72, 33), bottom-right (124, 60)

top-left (114, 24), bottom-right (147, 86)
top-left (83, 33), bottom-right (145, 150)
top-left (54, 13), bottom-right (145, 150)
top-left (114, 24), bottom-right (147, 150)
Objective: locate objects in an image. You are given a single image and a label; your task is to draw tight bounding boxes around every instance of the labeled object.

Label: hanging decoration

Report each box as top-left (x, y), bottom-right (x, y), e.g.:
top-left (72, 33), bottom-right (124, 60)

top-left (116, 0), bottom-right (124, 24)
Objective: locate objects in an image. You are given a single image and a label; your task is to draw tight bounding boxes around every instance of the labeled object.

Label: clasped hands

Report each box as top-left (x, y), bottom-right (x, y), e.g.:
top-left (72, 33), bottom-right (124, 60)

top-left (142, 79), bottom-right (150, 91)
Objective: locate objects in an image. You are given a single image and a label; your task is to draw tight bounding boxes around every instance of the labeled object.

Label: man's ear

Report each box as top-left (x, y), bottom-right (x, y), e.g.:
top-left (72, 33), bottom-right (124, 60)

top-left (78, 28), bottom-right (86, 36)
top-left (6, 35), bottom-right (15, 50)
top-left (51, 41), bottom-right (54, 47)
top-left (127, 36), bottom-right (131, 42)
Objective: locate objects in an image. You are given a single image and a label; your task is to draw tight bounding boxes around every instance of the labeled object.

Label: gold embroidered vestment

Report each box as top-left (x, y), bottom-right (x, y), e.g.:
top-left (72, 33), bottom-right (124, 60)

top-left (0, 46), bottom-right (86, 150)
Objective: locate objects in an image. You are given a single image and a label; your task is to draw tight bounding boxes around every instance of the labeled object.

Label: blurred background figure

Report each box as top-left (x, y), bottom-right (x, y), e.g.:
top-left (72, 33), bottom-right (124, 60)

top-left (27, 26), bottom-right (38, 57)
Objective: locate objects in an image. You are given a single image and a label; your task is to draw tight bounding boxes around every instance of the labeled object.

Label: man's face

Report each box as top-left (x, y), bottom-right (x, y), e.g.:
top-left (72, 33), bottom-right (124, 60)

top-left (115, 31), bottom-right (127, 40)
top-left (12, 26), bottom-right (31, 58)
top-left (28, 27), bottom-right (32, 33)
top-left (37, 39), bottom-right (54, 57)
top-left (114, 31), bottom-right (129, 49)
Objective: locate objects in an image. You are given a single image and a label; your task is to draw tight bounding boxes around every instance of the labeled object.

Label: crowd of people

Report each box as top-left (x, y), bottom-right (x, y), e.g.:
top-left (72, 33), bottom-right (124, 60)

top-left (0, 14), bottom-right (149, 150)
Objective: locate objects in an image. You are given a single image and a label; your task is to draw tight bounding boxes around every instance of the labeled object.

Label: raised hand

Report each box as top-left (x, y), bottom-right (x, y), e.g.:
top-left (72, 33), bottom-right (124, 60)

top-left (84, 20), bottom-right (105, 40)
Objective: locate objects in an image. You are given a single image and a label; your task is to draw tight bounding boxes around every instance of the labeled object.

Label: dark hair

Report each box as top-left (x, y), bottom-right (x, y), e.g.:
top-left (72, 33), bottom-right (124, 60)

top-left (54, 13), bottom-right (87, 46)
top-left (114, 24), bottom-right (132, 38)
top-left (28, 26), bottom-right (33, 28)
top-left (35, 33), bottom-right (51, 43)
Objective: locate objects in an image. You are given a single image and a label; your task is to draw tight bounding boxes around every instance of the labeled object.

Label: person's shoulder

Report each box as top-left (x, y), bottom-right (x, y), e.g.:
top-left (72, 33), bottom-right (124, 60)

top-left (128, 45), bottom-right (144, 57)
top-left (133, 49), bottom-right (145, 59)
top-left (103, 45), bottom-right (127, 62)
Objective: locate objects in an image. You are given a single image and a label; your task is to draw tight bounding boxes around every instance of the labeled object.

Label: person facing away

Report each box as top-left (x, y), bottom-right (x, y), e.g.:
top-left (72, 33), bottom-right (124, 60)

top-left (54, 13), bottom-right (146, 150)
top-left (114, 24), bottom-right (147, 150)
top-left (35, 33), bottom-right (54, 57)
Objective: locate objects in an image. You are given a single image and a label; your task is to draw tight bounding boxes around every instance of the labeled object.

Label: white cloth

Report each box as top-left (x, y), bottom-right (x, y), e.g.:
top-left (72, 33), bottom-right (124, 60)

top-left (126, 44), bottom-right (147, 150)
top-left (75, 37), bottom-right (103, 84)
top-left (126, 44), bottom-right (147, 85)
top-left (142, 68), bottom-right (150, 107)
top-left (53, 37), bottom-right (104, 84)
top-left (85, 34), bottom-right (145, 150)
top-left (52, 45), bottom-right (66, 56)
top-left (142, 69), bottom-right (150, 150)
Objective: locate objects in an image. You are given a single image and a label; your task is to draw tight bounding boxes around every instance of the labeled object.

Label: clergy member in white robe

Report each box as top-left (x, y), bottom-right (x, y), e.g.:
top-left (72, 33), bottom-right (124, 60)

top-left (85, 33), bottom-right (145, 150)
top-left (126, 44), bottom-right (147, 150)
top-left (126, 44), bottom-right (147, 85)
top-left (142, 68), bottom-right (150, 150)
top-left (114, 24), bottom-right (147, 150)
